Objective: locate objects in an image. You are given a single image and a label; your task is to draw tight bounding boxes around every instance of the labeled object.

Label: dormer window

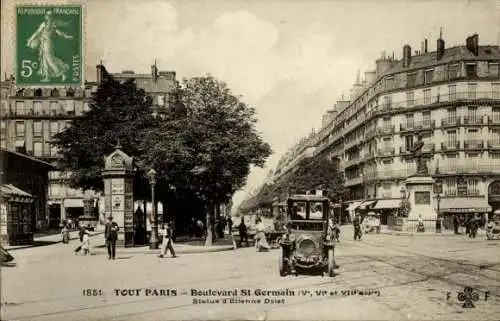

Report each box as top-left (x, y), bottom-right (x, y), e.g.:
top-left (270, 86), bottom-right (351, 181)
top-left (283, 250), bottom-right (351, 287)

top-left (407, 72), bottom-right (416, 87)
top-left (489, 63), bottom-right (499, 78)
top-left (424, 69), bottom-right (434, 84)
top-left (385, 77), bottom-right (394, 90)
top-left (465, 63), bottom-right (477, 78)
top-left (448, 64), bottom-right (460, 79)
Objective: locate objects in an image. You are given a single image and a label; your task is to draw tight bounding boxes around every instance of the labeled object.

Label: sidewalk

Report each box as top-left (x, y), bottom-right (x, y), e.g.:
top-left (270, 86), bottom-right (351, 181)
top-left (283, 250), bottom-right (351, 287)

top-left (4, 230), bottom-right (103, 251)
top-left (339, 224), bottom-right (485, 237)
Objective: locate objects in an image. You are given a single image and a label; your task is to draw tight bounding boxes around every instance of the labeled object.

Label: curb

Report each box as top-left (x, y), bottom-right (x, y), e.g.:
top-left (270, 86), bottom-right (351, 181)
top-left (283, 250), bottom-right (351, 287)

top-left (98, 245), bottom-right (235, 255)
top-left (380, 231), bottom-right (483, 237)
top-left (5, 231), bottom-right (104, 251)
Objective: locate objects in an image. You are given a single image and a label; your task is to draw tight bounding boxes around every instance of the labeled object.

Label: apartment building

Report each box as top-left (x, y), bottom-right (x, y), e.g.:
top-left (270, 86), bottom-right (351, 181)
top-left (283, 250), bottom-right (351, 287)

top-left (0, 62), bottom-right (178, 228)
top-left (314, 34), bottom-right (500, 225)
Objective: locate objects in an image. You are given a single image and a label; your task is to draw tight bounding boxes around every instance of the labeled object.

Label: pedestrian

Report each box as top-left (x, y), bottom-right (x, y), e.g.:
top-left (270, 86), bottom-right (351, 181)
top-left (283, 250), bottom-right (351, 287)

top-left (227, 216), bottom-right (233, 235)
top-left (61, 223), bottom-right (70, 244)
top-left (353, 212), bottom-right (362, 241)
top-left (453, 215), bottom-right (459, 234)
top-left (105, 215), bottom-right (119, 260)
top-left (468, 214), bottom-right (478, 239)
top-left (74, 226), bottom-right (85, 254)
top-left (159, 221), bottom-right (176, 258)
top-left (238, 217), bottom-right (249, 247)
top-left (417, 214), bottom-right (425, 232)
top-left (81, 226), bottom-right (91, 255)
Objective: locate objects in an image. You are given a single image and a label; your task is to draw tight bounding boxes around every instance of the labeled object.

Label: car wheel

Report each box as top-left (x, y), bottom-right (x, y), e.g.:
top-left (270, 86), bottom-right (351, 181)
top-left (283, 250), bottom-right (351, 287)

top-left (327, 248), bottom-right (335, 277)
top-left (279, 251), bottom-right (287, 277)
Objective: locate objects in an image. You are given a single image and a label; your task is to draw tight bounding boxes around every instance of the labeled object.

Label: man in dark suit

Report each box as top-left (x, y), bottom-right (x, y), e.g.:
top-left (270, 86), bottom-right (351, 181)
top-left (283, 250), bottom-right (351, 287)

top-left (105, 215), bottom-right (119, 260)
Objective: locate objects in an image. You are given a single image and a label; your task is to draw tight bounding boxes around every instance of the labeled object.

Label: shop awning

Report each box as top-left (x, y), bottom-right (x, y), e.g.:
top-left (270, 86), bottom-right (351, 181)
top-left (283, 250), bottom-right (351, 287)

top-left (346, 201), bottom-right (362, 211)
top-left (359, 200), bottom-right (376, 209)
top-left (373, 199), bottom-right (401, 209)
top-left (439, 198), bottom-right (491, 213)
top-left (64, 198), bottom-right (83, 208)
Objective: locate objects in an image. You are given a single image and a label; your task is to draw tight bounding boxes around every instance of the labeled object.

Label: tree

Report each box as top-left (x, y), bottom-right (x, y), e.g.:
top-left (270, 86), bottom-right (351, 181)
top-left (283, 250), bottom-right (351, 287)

top-left (279, 156), bottom-right (345, 201)
top-left (139, 76), bottom-right (272, 245)
top-left (53, 66), bottom-right (156, 198)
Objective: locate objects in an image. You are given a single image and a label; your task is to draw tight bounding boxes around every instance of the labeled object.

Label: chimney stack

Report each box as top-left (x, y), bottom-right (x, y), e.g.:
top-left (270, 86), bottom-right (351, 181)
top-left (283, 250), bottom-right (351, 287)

top-left (403, 45), bottom-right (412, 68)
top-left (437, 37), bottom-right (445, 60)
top-left (151, 60), bottom-right (158, 83)
top-left (424, 39), bottom-right (428, 53)
top-left (466, 34), bottom-right (479, 56)
top-left (96, 61), bottom-right (103, 84)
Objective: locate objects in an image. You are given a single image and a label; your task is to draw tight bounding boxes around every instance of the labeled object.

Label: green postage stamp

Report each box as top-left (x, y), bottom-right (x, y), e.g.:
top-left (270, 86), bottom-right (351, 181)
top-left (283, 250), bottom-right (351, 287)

top-left (16, 5), bottom-right (83, 86)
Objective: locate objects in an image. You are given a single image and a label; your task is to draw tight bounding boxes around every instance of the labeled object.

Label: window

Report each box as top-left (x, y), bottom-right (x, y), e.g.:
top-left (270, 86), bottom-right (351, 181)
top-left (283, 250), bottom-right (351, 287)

top-left (1, 101), bottom-right (7, 115)
top-left (33, 101), bottom-right (42, 115)
top-left (406, 91), bottom-right (414, 106)
top-left (385, 77), bottom-right (394, 90)
top-left (50, 121), bottom-right (59, 138)
top-left (405, 113), bottom-right (414, 129)
top-left (423, 89), bottom-right (431, 104)
top-left (407, 72), bottom-right (416, 87)
top-left (51, 144), bottom-right (59, 157)
top-left (448, 64), bottom-right (460, 79)
top-left (33, 121), bottom-right (42, 137)
top-left (467, 178), bottom-right (479, 196)
top-left (422, 111), bottom-right (431, 127)
top-left (34, 88), bottom-right (42, 97)
top-left (65, 100), bottom-right (75, 114)
top-left (383, 96), bottom-right (392, 108)
top-left (447, 107), bottom-right (457, 121)
top-left (467, 128), bottom-right (479, 140)
top-left (67, 88), bottom-right (75, 97)
top-left (466, 63), bottom-right (477, 78)
top-left (468, 83), bottom-right (477, 99)
top-left (424, 69), bottom-right (434, 84)
top-left (0, 121), bottom-right (6, 137)
top-left (448, 84), bottom-right (457, 101)
top-left (444, 178), bottom-right (457, 196)
top-left (467, 107), bottom-right (478, 123)
top-left (405, 135), bottom-right (414, 151)
top-left (493, 107), bottom-right (500, 122)
top-left (383, 137), bottom-right (391, 149)
top-left (15, 101), bottom-right (25, 115)
top-left (33, 142), bottom-right (43, 156)
top-left (447, 130), bottom-right (457, 149)
top-left (493, 84), bottom-right (500, 99)
top-left (50, 88), bottom-right (59, 97)
top-left (44, 142), bottom-right (51, 156)
top-left (15, 121), bottom-right (24, 137)
top-left (50, 102), bottom-right (59, 115)
top-left (489, 63), bottom-right (499, 78)
top-left (490, 152), bottom-right (500, 159)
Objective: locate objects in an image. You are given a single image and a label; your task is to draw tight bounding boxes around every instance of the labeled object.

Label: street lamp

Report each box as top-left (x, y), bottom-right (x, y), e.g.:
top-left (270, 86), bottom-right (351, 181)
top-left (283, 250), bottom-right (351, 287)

top-left (434, 180), bottom-right (443, 233)
top-left (147, 168), bottom-right (159, 249)
top-left (400, 187), bottom-right (406, 199)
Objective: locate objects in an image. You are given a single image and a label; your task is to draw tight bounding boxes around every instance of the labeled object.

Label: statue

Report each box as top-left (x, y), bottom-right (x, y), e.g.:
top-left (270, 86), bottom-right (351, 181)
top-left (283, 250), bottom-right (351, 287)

top-left (410, 133), bottom-right (428, 176)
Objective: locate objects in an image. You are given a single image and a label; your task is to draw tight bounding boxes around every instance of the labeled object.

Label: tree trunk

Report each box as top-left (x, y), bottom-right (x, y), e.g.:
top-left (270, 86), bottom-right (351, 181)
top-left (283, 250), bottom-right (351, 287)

top-left (204, 202), bottom-right (213, 246)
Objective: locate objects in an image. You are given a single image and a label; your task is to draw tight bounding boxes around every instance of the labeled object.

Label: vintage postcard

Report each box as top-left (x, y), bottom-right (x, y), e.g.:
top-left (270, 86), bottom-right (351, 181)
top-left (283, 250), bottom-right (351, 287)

top-left (1, 0), bottom-right (500, 320)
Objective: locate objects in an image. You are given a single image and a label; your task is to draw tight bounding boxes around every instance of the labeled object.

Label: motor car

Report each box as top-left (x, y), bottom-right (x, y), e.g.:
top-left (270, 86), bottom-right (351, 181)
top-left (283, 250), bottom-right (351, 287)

top-left (279, 194), bottom-right (336, 277)
top-left (363, 211), bottom-right (381, 234)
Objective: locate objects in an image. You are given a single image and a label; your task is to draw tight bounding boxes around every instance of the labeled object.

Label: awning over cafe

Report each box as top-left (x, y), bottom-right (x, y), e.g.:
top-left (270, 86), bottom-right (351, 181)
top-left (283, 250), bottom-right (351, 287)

top-left (439, 198), bottom-right (491, 213)
top-left (359, 200), bottom-right (376, 209)
top-left (346, 201), bottom-right (362, 211)
top-left (373, 199), bottom-right (401, 209)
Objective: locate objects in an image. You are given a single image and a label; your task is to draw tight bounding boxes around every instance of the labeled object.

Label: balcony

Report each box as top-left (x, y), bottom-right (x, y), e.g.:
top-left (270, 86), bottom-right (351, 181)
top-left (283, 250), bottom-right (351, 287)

top-left (377, 147), bottom-right (395, 157)
top-left (400, 143), bottom-right (435, 155)
top-left (345, 176), bottom-right (363, 186)
top-left (487, 140), bottom-right (500, 149)
top-left (463, 139), bottom-right (484, 150)
top-left (344, 138), bottom-right (361, 150)
top-left (399, 120), bottom-right (435, 133)
top-left (438, 162), bottom-right (500, 174)
top-left (463, 116), bottom-right (484, 125)
top-left (377, 125), bottom-right (395, 135)
top-left (364, 128), bottom-right (377, 140)
top-left (363, 151), bottom-right (376, 161)
top-left (344, 157), bottom-right (363, 168)
top-left (363, 169), bottom-right (410, 182)
top-left (441, 117), bottom-right (461, 128)
top-left (441, 141), bottom-right (460, 151)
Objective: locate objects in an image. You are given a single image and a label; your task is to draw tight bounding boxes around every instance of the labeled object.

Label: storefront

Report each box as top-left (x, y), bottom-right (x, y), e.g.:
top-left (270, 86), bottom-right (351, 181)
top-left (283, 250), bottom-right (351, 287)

top-left (0, 184), bottom-right (35, 246)
top-left (439, 197), bottom-right (491, 229)
top-left (372, 199), bottom-right (401, 225)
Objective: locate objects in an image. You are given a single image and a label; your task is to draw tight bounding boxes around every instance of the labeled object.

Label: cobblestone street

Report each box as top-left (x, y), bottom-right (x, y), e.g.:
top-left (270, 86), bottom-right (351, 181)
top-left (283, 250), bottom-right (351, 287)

top-left (2, 229), bottom-right (499, 320)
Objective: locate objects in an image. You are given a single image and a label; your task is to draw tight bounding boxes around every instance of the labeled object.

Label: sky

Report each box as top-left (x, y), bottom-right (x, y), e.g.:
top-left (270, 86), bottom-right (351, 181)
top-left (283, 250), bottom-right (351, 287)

top-left (1, 0), bottom-right (499, 211)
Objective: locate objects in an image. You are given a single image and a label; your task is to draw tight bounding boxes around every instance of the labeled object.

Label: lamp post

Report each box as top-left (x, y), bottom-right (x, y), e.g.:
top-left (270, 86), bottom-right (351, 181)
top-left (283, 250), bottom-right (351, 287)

top-left (147, 168), bottom-right (159, 249)
top-left (435, 180), bottom-right (443, 233)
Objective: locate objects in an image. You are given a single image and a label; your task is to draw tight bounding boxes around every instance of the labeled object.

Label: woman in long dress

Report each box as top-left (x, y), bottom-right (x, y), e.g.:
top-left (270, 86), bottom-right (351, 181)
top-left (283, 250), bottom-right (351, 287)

top-left (26, 10), bottom-right (73, 82)
top-left (254, 218), bottom-right (270, 252)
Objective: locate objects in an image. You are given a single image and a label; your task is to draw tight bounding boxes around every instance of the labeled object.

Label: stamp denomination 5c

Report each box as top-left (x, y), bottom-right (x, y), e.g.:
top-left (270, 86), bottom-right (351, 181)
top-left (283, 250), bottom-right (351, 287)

top-left (16, 5), bottom-right (83, 86)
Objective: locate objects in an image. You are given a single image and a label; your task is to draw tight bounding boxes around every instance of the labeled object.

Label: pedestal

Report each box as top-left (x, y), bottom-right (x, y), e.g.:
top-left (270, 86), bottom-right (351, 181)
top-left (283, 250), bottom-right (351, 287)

top-left (404, 175), bottom-right (437, 233)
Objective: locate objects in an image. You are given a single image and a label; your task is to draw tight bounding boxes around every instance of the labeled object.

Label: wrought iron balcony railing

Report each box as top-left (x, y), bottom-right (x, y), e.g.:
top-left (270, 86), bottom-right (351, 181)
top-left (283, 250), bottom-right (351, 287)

top-left (463, 116), bottom-right (484, 125)
top-left (441, 141), bottom-right (460, 151)
top-left (463, 140), bottom-right (484, 150)
top-left (441, 117), bottom-right (461, 127)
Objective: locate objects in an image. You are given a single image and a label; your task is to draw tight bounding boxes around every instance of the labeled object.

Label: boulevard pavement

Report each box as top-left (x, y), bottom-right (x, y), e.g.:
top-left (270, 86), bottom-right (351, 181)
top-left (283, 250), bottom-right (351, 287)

top-left (1, 227), bottom-right (499, 320)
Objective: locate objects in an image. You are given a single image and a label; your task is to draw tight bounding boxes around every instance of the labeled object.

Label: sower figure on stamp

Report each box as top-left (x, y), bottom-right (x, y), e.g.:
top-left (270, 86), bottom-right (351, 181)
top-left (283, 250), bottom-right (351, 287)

top-left (410, 133), bottom-right (428, 175)
top-left (105, 215), bottom-right (119, 260)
